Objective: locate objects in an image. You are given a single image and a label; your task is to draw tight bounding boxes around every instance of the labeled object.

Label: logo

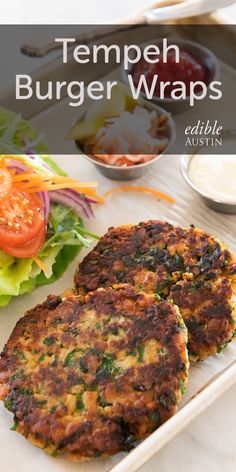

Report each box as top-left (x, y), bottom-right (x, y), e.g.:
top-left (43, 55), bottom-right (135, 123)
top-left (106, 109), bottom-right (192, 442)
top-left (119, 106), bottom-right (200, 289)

top-left (185, 120), bottom-right (222, 147)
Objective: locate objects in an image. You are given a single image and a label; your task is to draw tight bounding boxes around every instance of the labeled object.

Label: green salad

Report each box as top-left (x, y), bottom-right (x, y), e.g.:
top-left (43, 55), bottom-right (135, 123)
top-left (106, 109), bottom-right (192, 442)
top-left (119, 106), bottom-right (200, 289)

top-left (0, 108), bottom-right (98, 306)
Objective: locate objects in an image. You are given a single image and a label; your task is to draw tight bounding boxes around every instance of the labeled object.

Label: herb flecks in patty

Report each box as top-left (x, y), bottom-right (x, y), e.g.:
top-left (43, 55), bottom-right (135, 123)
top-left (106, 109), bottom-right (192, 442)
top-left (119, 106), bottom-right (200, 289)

top-left (0, 285), bottom-right (188, 461)
top-left (75, 221), bottom-right (236, 361)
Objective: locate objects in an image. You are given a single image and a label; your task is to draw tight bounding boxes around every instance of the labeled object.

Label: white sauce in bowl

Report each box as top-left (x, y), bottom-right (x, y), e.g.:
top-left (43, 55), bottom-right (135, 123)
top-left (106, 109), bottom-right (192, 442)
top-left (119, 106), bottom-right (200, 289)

top-left (188, 155), bottom-right (236, 203)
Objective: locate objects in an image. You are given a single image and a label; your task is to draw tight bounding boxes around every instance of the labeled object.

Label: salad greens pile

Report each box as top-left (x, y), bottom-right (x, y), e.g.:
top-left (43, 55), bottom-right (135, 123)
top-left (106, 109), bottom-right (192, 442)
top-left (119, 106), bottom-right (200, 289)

top-left (0, 107), bottom-right (48, 155)
top-left (0, 107), bottom-right (98, 307)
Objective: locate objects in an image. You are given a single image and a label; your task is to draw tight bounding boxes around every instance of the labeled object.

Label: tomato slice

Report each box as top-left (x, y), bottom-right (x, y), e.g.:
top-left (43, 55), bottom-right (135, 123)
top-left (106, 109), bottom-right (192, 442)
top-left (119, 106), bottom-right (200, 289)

top-left (0, 188), bottom-right (45, 247)
top-left (0, 226), bottom-right (46, 258)
top-left (0, 168), bottom-right (12, 195)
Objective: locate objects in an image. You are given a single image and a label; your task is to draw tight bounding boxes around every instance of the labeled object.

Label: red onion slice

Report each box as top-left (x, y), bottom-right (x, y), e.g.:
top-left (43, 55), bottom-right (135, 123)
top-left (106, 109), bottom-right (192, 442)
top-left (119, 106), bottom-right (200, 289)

top-left (49, 189), bottom-right (94, 219)
top-left (39, 191), bottom-right (50, 221)
top-left (62, 189), bottom-right (99, 205)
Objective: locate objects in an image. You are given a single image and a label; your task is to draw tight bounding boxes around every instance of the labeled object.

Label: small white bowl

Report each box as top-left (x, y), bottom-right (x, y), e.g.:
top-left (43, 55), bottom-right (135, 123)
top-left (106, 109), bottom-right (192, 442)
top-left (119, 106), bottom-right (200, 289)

top-left (180, 144), bottom-right (236, 214)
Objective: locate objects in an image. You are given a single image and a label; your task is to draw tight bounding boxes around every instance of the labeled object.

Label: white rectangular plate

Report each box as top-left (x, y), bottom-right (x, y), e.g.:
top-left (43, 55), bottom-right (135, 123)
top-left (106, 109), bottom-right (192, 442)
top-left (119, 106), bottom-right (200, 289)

top-left (1, 62), bottom-right (236, 472)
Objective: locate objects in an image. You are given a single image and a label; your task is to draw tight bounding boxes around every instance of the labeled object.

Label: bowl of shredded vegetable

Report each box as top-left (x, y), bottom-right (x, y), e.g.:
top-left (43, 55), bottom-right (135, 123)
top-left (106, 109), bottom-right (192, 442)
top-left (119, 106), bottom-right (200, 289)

top-left (68, 83), bottom-right (176, 180)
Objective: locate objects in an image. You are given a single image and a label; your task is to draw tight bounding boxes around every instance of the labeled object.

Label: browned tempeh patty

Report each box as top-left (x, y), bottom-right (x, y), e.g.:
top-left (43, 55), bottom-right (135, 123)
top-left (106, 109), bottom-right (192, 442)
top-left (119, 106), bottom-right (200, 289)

top-left (0, 284), bottom-right (188, 461)
top-left (75, 221), bottom-right (236, 360)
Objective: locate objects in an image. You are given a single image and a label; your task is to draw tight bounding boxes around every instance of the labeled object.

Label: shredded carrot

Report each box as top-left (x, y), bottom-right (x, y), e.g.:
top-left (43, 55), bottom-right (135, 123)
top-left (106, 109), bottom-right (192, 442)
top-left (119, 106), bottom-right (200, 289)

top-left (0, 159), bottom-right (7, 169)
top-left (12, 172), bottom-right (96, 185)
top-left (8, 169), bottom-right (17, 176)
top-left (16, 182), bottom-right (96, 191)
top-left (88, 195), bottom-right (105, 204)
top-left (12, 172), bottom-right (97, 187)
top-left (32, 256), bottom-right (47, 273)
top-left (13, 183), bottom-right (104, 203)
top-left (103, 185), bottom-right (175, 204)
top-left (18, 185), bottom-right (99, 195)
top-left (9, 170), bottom-right (103, 201)
top-left (2, 156), bottom-right (103, 202)
top-left (1, 155), bottom-right (26, 162)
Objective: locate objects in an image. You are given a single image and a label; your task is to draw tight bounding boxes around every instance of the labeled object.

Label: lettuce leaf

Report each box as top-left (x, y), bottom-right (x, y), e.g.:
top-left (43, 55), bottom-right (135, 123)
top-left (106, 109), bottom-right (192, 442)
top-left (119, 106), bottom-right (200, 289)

top-left (0, 258), bottom-right (33, 297)
top-left (0, 250), bottom-right (14, 269)
top-left (36, 245), bottom-right (81, 286)
top-left (0, 295), bottom-right (11, 307)
top-left (0, 110), bottom-right (96, 307)
top-left (0, 107), bottom-right (48, 154)
top-left (41, 204), bottom-right (95, 252)
top-left (35, 204), bottom-right (96, 286)
top-left (19, 278), bottom-right (36, 296)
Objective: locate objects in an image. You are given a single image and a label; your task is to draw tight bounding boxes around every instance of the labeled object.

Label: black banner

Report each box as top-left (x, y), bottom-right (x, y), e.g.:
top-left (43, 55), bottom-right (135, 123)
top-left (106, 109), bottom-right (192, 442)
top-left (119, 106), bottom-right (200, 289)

top-left (0, 24), bottom-right (235, 155)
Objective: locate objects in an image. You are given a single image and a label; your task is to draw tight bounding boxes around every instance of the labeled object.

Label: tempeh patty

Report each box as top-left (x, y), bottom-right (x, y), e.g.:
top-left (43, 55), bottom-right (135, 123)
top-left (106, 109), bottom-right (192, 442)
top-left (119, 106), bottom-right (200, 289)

top-left (75, 221), bottom-right (236, 360)
top-left (0, 284), bottom-right (188, 461)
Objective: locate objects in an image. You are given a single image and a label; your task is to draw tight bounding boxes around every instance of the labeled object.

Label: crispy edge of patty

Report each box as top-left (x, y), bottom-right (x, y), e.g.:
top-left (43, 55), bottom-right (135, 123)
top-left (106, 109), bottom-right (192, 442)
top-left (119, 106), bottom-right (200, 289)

top-left (0, 285), bottom-right (189, 461)
top-left (170, 276), bottom-right (236, 361)
top-left (74, 221), bottom-right (236, 361)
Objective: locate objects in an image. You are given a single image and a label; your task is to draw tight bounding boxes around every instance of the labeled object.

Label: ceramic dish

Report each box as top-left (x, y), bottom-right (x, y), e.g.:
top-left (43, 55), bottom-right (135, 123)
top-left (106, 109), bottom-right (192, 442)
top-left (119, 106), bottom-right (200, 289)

top-left (74, 101), bottom-right (176, 181)
top-left (121, 38), bottom-right (220, 114)
top-left (180, 142), bottom-right (236, 214)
